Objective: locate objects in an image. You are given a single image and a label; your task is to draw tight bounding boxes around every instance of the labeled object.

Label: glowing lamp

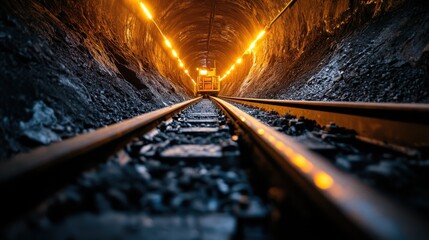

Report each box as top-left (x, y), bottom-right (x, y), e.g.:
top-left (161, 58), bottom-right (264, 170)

top-left (256, 30), bottom-right (266, 40)
top-left (139, 2), bottom-right (153, 20)
top-left (248, 42), bottom-right (256, 51)
top-left (165, 39), bottom-right (172, 48)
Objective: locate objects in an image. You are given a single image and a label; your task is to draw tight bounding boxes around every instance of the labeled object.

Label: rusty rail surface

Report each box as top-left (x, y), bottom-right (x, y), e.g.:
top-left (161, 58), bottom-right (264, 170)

top-left (0, 97), bottom-right (202, 224)
top-left (212, 96), bottom-right (428, 240)
top-left (219, 96), bottom-right (429, 152)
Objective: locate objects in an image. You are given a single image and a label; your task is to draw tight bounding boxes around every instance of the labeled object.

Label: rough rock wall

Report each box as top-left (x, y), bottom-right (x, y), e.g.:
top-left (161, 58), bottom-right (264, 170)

top-left (0, 0), bottom-right (191, 159)
top-left (1, 0), bottom-right (428, 159)
top-left (40, 0), bottom-right (194, 96)
top-left (220, 0), bottom-right (429, 102)
top-left (278, 1), bottom-right (429, 102)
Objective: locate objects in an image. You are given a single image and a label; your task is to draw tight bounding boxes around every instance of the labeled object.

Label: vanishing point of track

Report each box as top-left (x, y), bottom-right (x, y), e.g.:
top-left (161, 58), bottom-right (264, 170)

top-left (1, 96), bottom-right (428, 239)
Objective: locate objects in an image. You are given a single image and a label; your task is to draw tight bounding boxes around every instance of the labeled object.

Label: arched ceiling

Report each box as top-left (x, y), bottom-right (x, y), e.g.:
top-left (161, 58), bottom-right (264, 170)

top-left (148, 0), bottom-right (271, 78)
top-left (116, 0), bottom-right (402, 96)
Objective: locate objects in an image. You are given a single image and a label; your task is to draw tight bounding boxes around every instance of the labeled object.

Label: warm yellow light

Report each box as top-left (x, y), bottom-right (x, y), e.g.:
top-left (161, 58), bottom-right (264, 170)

top-left (291, 154), bottom-right (313, 173)
top-left (283, 147), bottom-right (294, 156)
top-left (257, 129), bottom-right (265, 135)
top-left (314, 172), bottom-right (334, 190)
top-left (137, 1), bottom-right (196, 88)
top-left (256, 30), bottom-right (266, 40)
top-left (199, 69), bottom-right (208, 75)
top-left (249, 41), bottom-right (256, 51)
top-left (236, 58), bottom-right (242, 64)
top-left (240, 117), bottom-right (246, 122)
top-left (139, 2), bottom-right (153, 20)
top-left (230, 65), bottom-right (235, 70)
top-left (165, 38), bottom-right (172, 48)
top-left (275, 142), bottom-right (284, 150)
top-left (245, 30), bottom-right (265, 53)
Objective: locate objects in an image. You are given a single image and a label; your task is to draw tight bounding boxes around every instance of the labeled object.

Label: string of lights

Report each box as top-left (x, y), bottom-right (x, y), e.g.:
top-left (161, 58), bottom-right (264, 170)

top-left (219, 29), bottom-right (265, 81)
top-left (219, 0), bottom-right (297, 81)
top-left (139, 1), bottom-right (196, 85)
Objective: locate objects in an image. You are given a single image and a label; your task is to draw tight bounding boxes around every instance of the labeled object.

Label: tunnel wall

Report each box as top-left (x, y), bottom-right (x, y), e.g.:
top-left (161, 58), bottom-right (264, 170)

top-left (222, 0), bottom-right (410, 98)
top-left (41, 0), bottom-right (194, 95)
top-left (1, 0), bottom-right (428, 159)
top-left (0, 0), bottom-right (193, 159)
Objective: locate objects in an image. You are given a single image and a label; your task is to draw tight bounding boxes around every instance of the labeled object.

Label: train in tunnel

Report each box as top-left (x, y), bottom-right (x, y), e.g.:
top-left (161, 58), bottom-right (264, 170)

top-left (195, 67), bottom-right (220, 96)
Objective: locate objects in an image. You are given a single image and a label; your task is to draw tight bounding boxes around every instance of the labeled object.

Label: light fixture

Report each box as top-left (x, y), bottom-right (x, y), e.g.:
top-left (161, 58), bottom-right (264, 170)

top-left (248, 41), bottom-right (256, 51)
top-left (256, 30), bottom-right (266, 40)
top-left (139, 2), bottom-right (153, 20)
top-left (165, 38), bottom-right (172, 48)
top-left (221, 28), bottom-right (267, 80)
top-left (137, 1), bottom-right (194, 88)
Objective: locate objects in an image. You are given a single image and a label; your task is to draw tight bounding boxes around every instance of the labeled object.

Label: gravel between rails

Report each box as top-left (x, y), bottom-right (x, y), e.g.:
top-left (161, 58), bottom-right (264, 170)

top-left (229, 101), bottom-right (429, 220)
top-left (1, 99), bottom-right (271, 240)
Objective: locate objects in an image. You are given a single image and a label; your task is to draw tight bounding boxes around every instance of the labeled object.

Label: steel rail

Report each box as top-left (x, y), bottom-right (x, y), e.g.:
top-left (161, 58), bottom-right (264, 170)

top-left (0, 97), bottom-right (202, 224)
top-left (211, 96), bottom-right (428, 240)
top-left (219, 96), bottom-right (429, 151)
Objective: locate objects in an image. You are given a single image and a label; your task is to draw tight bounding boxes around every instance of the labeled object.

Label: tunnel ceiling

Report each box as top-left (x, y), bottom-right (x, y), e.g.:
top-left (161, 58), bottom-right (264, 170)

top-left (2, 0), bottom-right (427, 162)
top-left (145, 0), bottom-right (273, 77)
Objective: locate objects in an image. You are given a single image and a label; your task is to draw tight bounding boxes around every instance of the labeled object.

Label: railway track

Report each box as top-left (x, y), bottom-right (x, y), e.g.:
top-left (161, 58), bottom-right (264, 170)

top-left (1, 97), bottom-right (428, 239)
top-left (219, 96), bottom-right (429, 152)
top-left (218, 97), bottom-right (429, 217)
top-left (0, 97), bottom-right (202, 222)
